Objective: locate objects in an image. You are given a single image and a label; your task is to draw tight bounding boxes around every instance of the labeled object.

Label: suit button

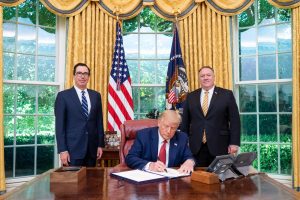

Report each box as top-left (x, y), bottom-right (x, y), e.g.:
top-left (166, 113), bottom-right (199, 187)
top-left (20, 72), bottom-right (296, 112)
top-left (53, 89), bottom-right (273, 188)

top-left (86, 132), bottom-right (88, 135)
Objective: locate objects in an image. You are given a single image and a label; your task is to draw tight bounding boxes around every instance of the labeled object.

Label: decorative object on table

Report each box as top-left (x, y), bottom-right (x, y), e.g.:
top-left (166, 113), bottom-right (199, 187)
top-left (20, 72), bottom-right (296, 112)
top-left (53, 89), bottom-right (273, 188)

top-left (50, 167), bottom-right (86, 183)
top-left (105, 131), bottom-right (120, 149)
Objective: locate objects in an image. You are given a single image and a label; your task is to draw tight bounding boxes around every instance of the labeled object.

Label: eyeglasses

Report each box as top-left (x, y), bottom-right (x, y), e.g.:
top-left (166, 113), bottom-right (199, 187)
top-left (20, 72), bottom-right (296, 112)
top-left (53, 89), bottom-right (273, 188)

top-left (75, 72), bottom-right (90, 77)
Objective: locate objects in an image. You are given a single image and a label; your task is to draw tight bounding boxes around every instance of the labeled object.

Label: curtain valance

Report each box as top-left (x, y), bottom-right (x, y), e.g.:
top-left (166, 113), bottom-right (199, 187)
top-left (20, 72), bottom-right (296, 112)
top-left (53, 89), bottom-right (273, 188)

top-left (0, 0), bottom-right (254, 18)
top-left (268, 0), bottom-right (300, 9)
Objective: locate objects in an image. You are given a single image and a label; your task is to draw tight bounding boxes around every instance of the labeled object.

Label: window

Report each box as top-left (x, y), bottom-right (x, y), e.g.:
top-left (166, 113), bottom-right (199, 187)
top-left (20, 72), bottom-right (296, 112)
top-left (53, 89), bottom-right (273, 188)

top-left (236, 0), bottom-right (292, 175)
top-left (122, 7), bottom-right (173, 119)
top-left (3, 0), bottom-right (61, 177)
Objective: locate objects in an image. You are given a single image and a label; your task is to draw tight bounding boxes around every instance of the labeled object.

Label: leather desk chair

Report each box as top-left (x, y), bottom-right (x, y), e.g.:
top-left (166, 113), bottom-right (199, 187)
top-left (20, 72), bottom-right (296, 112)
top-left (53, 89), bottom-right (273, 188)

top-left (119, 119), bottom-right (158, 165)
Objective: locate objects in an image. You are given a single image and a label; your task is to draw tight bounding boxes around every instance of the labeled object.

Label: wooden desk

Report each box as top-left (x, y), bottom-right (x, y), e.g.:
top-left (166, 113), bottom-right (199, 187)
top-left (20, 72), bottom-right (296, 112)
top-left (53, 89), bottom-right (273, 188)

top-left (1, 168), bottom-right (299, 200)
top-left (97, 148), bottom-right (120, 167)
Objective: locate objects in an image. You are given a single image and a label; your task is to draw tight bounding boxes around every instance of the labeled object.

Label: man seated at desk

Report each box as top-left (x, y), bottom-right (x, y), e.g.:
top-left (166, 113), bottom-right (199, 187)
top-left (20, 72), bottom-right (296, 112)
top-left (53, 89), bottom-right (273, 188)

top-left (125, 110), bottom-right (195, 174)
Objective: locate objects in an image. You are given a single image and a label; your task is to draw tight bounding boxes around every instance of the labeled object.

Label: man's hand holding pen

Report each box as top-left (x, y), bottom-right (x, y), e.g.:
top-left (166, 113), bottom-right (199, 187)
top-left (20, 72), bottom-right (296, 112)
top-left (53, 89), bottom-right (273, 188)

top-left (149, 158), bottom-right (168, 172)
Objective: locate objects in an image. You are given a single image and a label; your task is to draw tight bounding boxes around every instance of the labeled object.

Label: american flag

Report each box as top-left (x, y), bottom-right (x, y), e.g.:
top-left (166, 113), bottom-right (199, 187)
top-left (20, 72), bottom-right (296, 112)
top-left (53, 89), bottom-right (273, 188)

top-left (108, 22), bottom-right (134, 133)
top-left (166, 24), bottom-right (189, 113)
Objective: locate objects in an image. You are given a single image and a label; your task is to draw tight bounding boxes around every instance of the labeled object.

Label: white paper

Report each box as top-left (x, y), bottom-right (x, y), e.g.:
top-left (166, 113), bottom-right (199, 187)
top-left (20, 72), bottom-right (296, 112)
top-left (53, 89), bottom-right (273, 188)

top-left (111, 170), bottom-right (165, 182)
top-left (145, 168), bottom-right (190, 178)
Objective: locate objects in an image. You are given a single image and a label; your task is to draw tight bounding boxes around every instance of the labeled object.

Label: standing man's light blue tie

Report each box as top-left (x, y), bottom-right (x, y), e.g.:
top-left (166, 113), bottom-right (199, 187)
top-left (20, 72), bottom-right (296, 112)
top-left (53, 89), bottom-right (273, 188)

top-left (81, 91), bottom-right (88, 118)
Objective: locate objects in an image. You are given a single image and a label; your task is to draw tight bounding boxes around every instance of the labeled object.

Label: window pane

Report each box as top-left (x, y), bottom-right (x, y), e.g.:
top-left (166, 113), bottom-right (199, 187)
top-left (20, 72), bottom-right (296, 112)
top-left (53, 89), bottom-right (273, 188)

top-left (157, 34), bottom-right (172, 59)
top-left (16, 115), bottom-right (35, 145)
top-left (239, 28), bottom-right (256, 55)
top-left (16, 54), bottom-right (35, 81)
top-left (239, 56), bottom-right (256, 81)
top-left (258, 26), bottom-right (275, 54)
top-left (123, 16), bottom-right (138, 33)
top-left (278, 53), bottom-right (292, 79)
top-left (239, 85), bottom-right (256, 112)
top-left (258, 0), bottom-right (275, 25)
top-left (37, 56), bottom-right (55, 82)
top-left (17, 24), bottom-right (36, 54)
top-left (127, 60), bottom-right (138, 84)
top-left (4, 147), bottom-right (14, 178)
top-left (37, 146), bottom-right (54, 174)
top-left (38, 28), bottom-right (56, 56)
top-left (140, 87), bottom-right (155, 113)
top-left (279, 114), bottom-right (292, 143)
top-left (259, 114), bottom-right (277, 142)
top-left (280, 145), bottom-right (291, 174)
top-left (258, 85), bottom-right (276, 112)
top-left (157, 60), bottom-right (168, 84)
top-left (277, 23), bottom-right (291, 52)
top-left (140, 61), bottom-right (156, 84)
top-left (277, 9), bottom-right (291, 22)
top-left (155, 87), bottom-right (166, 112)
top-left (258, 55), bottom-right (276, 80)
top-left (37, 116), bottom-right (55, 144)
top-left (3, 22), bottom-right (16, 52)
top-left (3, 53), bottom-right (15, 80)
top-left (132, 87), bottom-right (139, 113)
top-left (140, 7), bottom-right (156, 32)
top-left (260, 144), bottom-right (278, 173)
top-left (4, 116), bottom-right (14, 146)
top-left (3, 6), bottom-right (16, 21)
top-left (4, 84), bottom-right (15, 114)
top-left (238, 4), bottom-right (255, 28)
top-left (241, 115), bottom-right (257, 142)
top-left (38, 2), bottom-right (56, 27)
top-left (17, 85), bottom-right (36, 114)
top-left (18, 0), bottom-right (37, 25)
top-left (38, 85), bottom-right (57, 114)
top-left (16, 147), bottom-right (34, 176)
top-left (140, 34), bottom-right (155, 59)
top-left (156, 18), bottom-right (173, 32)
top-left (279, 84), bottom-right (292, 112)
top-left (240, 144), bottom-right (258, 169)
top-left (123, 34), bottom-right (138, 59)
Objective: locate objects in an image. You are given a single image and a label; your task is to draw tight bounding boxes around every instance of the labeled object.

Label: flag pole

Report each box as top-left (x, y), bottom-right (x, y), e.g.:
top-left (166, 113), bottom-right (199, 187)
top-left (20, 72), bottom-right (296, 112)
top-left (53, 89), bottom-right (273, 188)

top-left (172, 15), bottom-right (178, 110)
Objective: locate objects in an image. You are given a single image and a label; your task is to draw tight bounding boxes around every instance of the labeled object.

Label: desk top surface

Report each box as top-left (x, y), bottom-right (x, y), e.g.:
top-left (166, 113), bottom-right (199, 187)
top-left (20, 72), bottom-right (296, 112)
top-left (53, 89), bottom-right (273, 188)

top-left (1, 167), bottom-right (299, 200)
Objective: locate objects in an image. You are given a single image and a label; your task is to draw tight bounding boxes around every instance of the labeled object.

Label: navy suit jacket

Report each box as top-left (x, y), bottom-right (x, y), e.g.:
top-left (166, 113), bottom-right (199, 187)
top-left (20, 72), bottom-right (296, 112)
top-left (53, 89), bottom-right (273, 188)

top-left (125, 127), bottom-right (194, 170)
top-left (181, 87), bottom-right (241, 156)
top-left (55, 87), bottom-right (104, 159)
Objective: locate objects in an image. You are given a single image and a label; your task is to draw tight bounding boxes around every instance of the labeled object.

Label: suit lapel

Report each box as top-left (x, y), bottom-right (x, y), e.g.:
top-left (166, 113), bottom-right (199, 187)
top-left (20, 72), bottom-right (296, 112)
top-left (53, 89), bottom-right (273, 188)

top-left (151, 129), bottom-right (159, 160)
top-left (71, 87), bottom-right (83, 114)
top-left (207, 87), bottom-right (219, 114)
top-left (168, 134), bottom-right (179, 167)
top-left (87, 89), bottom-right (94, 119)
top-left (196, 89), bottom-right (205, 117)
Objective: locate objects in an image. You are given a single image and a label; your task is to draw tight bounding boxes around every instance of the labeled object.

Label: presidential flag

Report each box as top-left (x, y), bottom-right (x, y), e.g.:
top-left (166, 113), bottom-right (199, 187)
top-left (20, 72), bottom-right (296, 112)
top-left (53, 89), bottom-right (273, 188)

top-left (166, 25), bottom-right (189, 113)
top-left (108, 22), bottom-right (134, 133)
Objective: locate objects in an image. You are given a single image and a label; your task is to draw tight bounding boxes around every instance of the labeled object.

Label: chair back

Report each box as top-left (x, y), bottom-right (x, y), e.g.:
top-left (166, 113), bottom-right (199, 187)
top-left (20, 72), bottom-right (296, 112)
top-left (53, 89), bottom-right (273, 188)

top-left (119, 119), bottom-right (158, 164)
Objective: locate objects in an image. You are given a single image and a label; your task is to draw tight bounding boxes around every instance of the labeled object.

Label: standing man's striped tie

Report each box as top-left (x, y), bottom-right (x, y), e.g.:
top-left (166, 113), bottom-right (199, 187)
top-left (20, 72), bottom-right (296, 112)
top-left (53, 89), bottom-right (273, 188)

top-left (81, 91), bottom-right (88, 118)
top-left (202, 91), bottom-right (209, 143)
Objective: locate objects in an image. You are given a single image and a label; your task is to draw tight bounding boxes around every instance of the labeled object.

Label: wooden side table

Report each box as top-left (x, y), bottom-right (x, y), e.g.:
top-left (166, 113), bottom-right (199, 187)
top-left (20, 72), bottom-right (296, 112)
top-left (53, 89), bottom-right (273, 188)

top-left (98, 147), bottom-right (120, 167)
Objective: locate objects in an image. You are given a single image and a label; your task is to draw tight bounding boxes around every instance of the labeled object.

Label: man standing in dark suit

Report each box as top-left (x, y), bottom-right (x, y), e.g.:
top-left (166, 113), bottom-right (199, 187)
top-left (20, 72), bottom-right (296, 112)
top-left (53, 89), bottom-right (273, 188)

top-left (126, 110), bottom-right (195, 174)
top-left (181, 66), bottom-right (240, 167)
top-left (55, 63), bottom-right (104, 167)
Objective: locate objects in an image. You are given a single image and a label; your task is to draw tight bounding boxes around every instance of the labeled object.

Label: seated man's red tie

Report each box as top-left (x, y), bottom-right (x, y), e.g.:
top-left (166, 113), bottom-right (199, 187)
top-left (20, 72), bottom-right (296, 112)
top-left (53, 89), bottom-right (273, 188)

top-left (158, 140), bottom-right (167, 165)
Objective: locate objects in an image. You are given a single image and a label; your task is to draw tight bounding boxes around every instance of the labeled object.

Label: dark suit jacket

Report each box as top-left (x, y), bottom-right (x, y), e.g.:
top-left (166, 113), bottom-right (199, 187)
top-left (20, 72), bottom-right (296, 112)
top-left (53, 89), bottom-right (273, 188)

top-left (125, 127), bottom-right (194, 170)
top-left (55, 87), bottom-right (104, 159)
top-left (181, 86), bottom-right (240, 156)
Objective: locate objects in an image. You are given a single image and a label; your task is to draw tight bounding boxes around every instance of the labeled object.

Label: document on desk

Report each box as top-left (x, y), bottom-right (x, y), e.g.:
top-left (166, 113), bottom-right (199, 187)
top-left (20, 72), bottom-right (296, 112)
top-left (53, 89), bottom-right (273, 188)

top-left (110, 169), bottom-right (168, 184)
top-left (145, 168), bottom-right (191, 179)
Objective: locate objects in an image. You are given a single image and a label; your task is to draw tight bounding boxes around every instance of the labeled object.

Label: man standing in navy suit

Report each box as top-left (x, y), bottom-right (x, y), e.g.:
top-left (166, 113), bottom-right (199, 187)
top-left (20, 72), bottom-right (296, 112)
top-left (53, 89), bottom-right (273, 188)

top-left (181, 66), bottom-right (241, 167)
top-left (55, 63), bottom-right (104, 167)
top-left (126, 110), bottom-right (195, 174)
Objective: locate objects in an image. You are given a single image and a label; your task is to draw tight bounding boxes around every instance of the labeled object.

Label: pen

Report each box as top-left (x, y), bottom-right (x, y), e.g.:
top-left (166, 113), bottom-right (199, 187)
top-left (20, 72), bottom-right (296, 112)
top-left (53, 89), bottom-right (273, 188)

top-left (157, 157), bottom-right (168, 172)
